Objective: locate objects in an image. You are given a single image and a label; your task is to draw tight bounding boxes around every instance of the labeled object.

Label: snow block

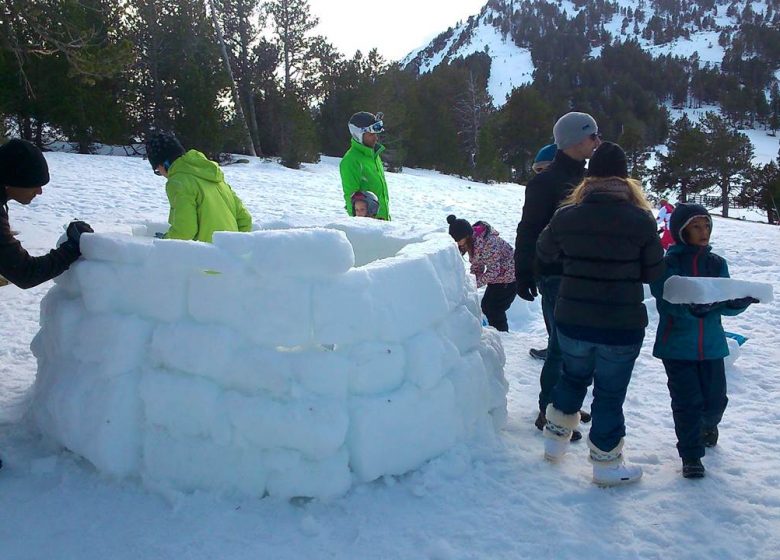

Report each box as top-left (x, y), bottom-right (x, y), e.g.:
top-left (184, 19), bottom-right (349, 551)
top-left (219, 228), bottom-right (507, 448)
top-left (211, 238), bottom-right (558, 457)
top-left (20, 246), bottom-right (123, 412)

top-left (663, 275), bottom-right (774, 304)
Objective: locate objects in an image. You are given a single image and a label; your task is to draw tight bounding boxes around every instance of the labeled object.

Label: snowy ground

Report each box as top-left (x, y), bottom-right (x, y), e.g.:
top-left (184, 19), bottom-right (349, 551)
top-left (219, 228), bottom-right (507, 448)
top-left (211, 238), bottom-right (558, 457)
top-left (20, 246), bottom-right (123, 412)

top-left (1, 152), bottom-right (779, 559)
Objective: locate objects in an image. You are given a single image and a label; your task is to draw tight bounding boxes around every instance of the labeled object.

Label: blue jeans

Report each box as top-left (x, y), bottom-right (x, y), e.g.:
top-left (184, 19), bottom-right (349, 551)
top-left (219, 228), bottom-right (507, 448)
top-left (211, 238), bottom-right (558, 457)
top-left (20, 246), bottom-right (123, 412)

top-left (551, 331), bottom-right (642, 452)
top-left (537, 275), bottom-right (562, 412)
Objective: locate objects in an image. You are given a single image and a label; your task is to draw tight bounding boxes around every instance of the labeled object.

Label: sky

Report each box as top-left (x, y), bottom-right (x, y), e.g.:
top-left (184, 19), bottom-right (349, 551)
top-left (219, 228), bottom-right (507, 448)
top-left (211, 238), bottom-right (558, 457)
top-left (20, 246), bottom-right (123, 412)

top-left (306, 0), bottom-right (487, 61)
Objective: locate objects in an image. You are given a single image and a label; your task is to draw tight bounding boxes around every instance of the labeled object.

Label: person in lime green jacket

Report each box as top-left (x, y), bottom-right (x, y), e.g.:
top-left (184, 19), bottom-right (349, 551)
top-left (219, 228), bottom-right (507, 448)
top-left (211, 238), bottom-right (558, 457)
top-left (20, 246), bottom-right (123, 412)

top-left (340, 111), bottom-right (391, 220)
top-left (146, 132), bottom-right (252, 242)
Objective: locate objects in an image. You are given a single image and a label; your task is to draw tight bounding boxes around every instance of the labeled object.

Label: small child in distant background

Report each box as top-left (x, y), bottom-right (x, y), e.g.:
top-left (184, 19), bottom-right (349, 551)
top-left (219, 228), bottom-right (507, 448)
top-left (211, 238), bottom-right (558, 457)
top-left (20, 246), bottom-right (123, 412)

top-left (650, 203), bottom-right (758, 479)
top-left (350, 191), bottom-right (380, 218)
top-left (656, 198), bottom-right (675, 250)
top-left (447, 214), bottom-right (516, 332)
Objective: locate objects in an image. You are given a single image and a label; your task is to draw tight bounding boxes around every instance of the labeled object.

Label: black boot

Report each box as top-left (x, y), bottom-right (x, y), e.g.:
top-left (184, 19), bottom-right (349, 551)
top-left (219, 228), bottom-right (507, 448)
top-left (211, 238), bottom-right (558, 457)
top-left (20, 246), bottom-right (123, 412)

top-left (703, 426), bottom-right (719, 448)
top-left (579, 410), bottom-right (592, 424)
top-left (529, 347), bottom-right (548, 361)
top-left (682, 458), bottom-right (705, 478)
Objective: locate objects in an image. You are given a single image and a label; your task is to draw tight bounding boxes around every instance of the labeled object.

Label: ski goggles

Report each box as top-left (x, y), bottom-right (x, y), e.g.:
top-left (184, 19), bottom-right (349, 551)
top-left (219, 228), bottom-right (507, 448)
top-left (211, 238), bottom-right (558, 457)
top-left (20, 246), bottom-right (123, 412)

top-left (361, 120), bottom-right (384, 134)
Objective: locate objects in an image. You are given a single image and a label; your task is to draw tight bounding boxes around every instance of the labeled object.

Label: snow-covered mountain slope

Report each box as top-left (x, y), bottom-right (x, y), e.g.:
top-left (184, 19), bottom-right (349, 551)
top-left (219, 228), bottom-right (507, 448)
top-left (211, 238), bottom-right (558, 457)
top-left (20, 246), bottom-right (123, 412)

top-left (403, 0), bottom-right (780, 107)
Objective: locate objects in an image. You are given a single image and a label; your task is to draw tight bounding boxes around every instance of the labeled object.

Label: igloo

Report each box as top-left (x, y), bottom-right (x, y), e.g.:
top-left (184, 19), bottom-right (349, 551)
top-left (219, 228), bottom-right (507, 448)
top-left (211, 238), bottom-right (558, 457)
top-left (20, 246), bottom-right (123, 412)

top-left (30, 218), bottom-right (508, 499)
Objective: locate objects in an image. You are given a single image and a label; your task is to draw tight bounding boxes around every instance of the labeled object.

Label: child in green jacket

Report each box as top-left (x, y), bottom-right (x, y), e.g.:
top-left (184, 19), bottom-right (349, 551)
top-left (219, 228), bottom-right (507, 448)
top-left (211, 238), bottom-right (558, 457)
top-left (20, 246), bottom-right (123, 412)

top-left (146, 132), bottom-right (252, 242)
top-left (650, 203), bottom-right (758, 479)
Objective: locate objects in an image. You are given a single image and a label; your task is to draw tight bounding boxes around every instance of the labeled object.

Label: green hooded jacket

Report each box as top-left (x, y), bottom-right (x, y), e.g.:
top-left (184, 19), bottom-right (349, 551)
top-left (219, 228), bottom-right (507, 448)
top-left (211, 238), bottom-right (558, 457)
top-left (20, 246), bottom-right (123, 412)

top-left (164, 150), bottom-right (252, 242)
top-left (339, 139), bottom-right (390, 220)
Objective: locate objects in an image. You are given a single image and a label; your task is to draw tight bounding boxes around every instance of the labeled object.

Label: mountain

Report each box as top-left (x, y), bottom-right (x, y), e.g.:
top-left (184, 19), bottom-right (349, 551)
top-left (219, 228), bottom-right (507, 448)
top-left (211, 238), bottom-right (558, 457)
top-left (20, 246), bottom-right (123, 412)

top-left (402, 0), bottom-right (780, 109)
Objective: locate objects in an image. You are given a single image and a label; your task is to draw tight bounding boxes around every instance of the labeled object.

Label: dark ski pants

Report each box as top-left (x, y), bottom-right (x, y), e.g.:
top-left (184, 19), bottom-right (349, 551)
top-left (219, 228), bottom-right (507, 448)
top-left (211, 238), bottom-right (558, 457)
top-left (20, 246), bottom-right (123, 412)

top-left (551, 332), bottom-right (642, 453)
top-left (662, 358), bottom-right (727, 460)
top-left (481, 281), bottom-right (516, 332)
top-left (538, 275), bottom-right (563, 412)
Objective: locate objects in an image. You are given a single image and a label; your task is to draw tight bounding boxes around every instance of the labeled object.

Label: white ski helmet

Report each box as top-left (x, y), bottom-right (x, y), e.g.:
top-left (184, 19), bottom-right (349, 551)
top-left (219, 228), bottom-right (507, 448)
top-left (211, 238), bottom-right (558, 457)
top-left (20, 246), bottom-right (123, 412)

top-left (348, 111), bottom-right (384, 144)
top-left (350, 190), bottom-right (380, 217)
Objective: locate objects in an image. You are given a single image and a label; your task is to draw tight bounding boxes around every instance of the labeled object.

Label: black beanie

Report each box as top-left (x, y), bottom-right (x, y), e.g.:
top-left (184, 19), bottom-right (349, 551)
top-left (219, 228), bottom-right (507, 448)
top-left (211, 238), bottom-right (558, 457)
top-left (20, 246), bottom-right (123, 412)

top-left (145, 132), bottom-right (185, 171)
top-left (588, 141), bottom-right (628, 179)
top-left (447, 214), bottom-right (473, 241)
top-left (0, 139), bottom-right (50, 188)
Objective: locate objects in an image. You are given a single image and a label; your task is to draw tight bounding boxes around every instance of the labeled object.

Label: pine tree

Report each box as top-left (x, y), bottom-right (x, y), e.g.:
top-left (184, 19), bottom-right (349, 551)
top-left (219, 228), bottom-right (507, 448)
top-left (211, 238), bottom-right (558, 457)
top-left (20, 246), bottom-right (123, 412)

top-left (652, 114), bottom-right (706, 202)
top-left (698, 112), bottom-right (754, 217)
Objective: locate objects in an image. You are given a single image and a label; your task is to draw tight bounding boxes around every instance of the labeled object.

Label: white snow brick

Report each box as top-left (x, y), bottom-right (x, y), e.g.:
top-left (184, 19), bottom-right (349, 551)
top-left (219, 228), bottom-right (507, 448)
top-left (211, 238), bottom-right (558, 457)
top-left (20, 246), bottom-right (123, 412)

top-left (344, 341), bottom-right (405, 395)
top-left (288, 350), bottom-right (350, 399)
top-left (348, 380), bottom-right (459, 482)
top-left (404, 329), bottom-right (460, 390)
top-left (139, 369), bottom-right (232, 445)
top-left (312, 268), bottom-right (376, 345)
top-left (150, 322), bottom-right (238, 379)
top-left (725, 337), bottom-right (741, 369)
top-left (225, 392), bottom-right (348, 460)
top-left (142, 428), bottom-right (269, 496)
top-left (447, 350), bottom-right (493, 439)
top-left (265, 447), bottom-right (352, 500)
top-left (438, 305), bottom-right (482, 355)
top-left (80, 232), bottom-right (153, 264)
top-left (213, 228), bottom-right (355, 277)
top-left (35, 368), bottom-right (142, 477)
top-left (478, 329), bottom-right (509, 430)
top-left (663, 275), bottom-right (774, 304)
top-left (74, 313), bottom-right (153, 378)
top-left (188, 271), bottom-right (312, 347)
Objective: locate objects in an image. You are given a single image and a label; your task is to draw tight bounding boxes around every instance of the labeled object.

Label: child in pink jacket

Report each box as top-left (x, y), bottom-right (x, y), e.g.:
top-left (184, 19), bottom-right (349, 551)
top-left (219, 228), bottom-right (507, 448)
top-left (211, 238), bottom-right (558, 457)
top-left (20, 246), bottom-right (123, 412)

top-left (447, 214), bottom-right (517, 331)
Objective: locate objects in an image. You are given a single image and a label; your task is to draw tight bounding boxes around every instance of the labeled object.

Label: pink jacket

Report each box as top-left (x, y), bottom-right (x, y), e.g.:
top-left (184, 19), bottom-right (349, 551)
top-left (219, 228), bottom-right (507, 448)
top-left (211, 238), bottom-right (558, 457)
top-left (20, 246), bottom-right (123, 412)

top-left (470, 223), bottom-right (516, 288)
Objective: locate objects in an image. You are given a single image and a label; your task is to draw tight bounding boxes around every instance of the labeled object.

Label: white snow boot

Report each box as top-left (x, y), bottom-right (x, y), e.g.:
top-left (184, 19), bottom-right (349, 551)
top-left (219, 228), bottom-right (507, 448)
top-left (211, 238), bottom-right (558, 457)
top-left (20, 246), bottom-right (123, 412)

top-left (543, 405), bottom-right (580, 462)
top-left (588, 438), bottom-right (642, 487)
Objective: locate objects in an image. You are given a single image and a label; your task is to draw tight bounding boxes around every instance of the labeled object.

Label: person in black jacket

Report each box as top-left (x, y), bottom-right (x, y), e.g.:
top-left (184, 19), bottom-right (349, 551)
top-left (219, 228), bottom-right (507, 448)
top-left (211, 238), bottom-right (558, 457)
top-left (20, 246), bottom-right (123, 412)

top-left (0, 139), bottom-right (92, 470)
top-left (536, 142), bottom-right (665, 486)
top-left (515, 112), bottom-right (601, 435)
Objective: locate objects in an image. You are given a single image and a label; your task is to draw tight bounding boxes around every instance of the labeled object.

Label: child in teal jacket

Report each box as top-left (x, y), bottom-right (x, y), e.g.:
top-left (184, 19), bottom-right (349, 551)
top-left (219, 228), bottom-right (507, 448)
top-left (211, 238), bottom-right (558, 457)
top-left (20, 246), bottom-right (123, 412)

top-left (650, 204), bottom-right (757, 479)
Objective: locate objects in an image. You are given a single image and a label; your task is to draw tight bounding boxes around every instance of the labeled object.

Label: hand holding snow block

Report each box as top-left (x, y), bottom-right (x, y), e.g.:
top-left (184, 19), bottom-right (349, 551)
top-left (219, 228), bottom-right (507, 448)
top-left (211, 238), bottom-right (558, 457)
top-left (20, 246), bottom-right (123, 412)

top-left (213, 228), bottom-right (355, 277)
top-left (663, 275), bottom-right (774, 304)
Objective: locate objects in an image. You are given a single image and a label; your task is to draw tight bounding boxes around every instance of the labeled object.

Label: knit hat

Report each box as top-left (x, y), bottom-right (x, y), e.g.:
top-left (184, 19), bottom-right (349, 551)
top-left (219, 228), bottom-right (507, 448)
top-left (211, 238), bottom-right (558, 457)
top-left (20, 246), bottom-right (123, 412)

top-left (145, 132), bottom-right (185, 171)
top-left (553, 112), bottom-right (598, 151)
top-left (588, 142), bottom-right (628, 179)
top-left (447, 214), bottom-right (473, 241)
top-left (670, 203), bottom-right (711, 245)
top-left (0, 139), bottom-right (50, 188)
top-left (533, 143), bottom-right (557, 172)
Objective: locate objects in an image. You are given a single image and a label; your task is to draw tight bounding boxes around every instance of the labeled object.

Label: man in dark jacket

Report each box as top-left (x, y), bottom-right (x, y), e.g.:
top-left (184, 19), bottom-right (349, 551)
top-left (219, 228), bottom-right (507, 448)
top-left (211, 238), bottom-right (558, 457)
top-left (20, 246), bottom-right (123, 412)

top-left (0, 139), bottom-right (92, 470)
top-left (514, 112), bottom-right (601, 434)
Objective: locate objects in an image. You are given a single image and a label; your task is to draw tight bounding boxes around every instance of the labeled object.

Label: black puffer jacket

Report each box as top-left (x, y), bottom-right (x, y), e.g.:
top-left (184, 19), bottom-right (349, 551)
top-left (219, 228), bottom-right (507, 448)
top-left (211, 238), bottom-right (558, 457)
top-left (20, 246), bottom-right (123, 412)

top-left (536, 179), bottom-right (665, 330)
top-left (0, 191), bottom-right (80, 289)
top-left (515, 151), bottom-right (586, 283)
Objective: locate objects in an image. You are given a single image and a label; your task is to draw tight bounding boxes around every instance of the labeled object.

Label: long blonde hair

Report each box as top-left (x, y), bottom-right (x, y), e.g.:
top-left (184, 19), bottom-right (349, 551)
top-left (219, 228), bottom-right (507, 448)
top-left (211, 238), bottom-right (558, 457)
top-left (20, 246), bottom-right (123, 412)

top-left (562, 176), bottom-right (653, 212)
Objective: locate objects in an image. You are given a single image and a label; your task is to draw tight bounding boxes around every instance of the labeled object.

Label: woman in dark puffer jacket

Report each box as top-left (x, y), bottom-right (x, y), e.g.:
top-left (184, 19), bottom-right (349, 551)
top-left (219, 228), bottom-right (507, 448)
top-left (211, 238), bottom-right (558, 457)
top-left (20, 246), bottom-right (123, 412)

top-left (536, 142), bottom-right (665, 486)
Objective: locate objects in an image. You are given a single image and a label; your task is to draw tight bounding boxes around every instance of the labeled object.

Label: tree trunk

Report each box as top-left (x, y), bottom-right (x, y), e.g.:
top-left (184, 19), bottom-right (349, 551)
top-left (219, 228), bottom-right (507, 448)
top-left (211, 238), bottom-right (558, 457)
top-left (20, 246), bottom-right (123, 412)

top-left (208, 0), bottom-right (257, 157)
top-left (721, 178), bottom-right (729, 218)
top-left (680, 178), bottom-right (688, 203)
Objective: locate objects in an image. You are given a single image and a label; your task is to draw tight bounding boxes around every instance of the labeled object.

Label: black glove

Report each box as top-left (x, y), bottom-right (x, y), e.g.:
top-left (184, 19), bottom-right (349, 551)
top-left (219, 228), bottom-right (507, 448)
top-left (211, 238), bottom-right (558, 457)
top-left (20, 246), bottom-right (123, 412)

top-left (687, 302), bottom-right (724, 318)
top-left (658, 227), bottom-right (664, 234)
top-left (726, 296), bottom-right (759, 309)
top-left (516, 276), bottom-right (538, 301)
top-left (66, 220), bottom-right (93, 246)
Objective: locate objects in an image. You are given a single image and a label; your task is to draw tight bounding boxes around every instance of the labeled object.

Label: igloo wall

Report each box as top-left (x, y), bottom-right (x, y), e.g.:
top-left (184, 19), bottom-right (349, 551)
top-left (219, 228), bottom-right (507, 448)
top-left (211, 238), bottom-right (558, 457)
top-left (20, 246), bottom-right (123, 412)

top-left (30, 219), bottom-right (508, 499)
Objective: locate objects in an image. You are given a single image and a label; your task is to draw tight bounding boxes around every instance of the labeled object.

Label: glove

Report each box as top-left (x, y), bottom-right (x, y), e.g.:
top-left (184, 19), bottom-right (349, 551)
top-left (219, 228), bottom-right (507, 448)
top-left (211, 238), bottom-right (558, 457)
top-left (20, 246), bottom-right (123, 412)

top-left (154, 232), bottom-right (166, 239)
top-left (658, 227), bottom-right (664, 234)
top-left (66, 220), bottom-right (93, 245)
top-left (687, 302), bottom-right (723, 318)
top-left (726, 296), bottom-right (759, 309)
top-left (516, 276), bottom-right (538, 301)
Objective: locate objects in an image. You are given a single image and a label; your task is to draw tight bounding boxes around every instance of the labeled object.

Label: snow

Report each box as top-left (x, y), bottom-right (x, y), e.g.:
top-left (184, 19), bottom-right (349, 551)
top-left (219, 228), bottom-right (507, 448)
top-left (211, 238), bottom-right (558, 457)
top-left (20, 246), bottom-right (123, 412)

top-left (663, 275), bottom-right (774, 304)
top-left (1, 151), bottom-right (780, 558)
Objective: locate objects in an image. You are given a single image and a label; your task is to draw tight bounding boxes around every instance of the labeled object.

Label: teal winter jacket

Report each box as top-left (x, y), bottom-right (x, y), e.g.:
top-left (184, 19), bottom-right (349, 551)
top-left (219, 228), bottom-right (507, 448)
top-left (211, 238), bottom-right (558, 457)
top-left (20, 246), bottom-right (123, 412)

top-left (651, 244), bottom-right (746, 361)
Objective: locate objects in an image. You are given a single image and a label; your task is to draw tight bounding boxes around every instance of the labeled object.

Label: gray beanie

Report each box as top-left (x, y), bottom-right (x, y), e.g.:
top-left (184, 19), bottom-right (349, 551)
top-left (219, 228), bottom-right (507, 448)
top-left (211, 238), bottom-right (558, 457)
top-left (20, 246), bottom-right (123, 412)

top-left (553, 112), bottom-right (598, 150)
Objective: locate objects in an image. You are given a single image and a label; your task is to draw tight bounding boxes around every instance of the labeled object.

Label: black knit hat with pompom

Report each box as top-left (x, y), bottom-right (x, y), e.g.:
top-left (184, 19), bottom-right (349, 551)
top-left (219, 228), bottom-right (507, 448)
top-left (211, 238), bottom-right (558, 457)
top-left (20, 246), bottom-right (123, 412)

top-left (447, 214), bottom-right (473, 241)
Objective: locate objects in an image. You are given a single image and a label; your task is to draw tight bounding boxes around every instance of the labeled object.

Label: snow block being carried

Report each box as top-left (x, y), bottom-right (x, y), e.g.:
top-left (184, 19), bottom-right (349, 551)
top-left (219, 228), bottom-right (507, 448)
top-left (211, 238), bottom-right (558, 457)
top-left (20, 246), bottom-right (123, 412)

top-left (663, 275), bottom-right (774, 304)
top-left (30, 220), bottom-right (507, 499)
